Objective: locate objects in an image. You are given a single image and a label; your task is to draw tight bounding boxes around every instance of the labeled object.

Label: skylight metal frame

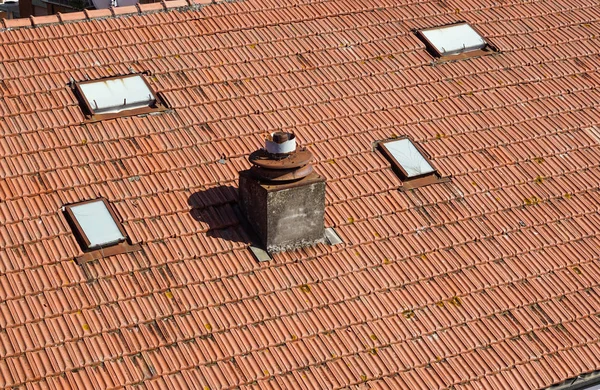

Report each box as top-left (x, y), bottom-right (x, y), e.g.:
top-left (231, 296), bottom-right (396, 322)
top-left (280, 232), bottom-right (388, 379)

top-left (64, 198), bottom-right (127, 250)
top-left (64, 198), bottom-right (141, 264)
top-left (73, 74), bottom-right (167, 121)
top-left (415, 21), bottom-right (498, 61)
top-left (378, 137), bottom-right (449, 190)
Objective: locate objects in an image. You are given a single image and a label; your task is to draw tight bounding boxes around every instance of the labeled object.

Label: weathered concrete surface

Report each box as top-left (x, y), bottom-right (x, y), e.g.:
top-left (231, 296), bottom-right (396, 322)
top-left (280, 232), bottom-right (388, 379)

top-left (239, 171), bottom-right (326, 253)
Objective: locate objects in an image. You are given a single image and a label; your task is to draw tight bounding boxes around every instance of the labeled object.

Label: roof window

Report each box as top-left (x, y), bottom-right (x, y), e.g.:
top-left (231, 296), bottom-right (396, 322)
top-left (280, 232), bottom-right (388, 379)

top-left (74, 74), bottom-right (165, 119)
top-left (416, 22), bottom-right (496, 60)
top-left (378, 137), bottom-right (448, 190)
top-left (64, 198), bottom-right (140, 263)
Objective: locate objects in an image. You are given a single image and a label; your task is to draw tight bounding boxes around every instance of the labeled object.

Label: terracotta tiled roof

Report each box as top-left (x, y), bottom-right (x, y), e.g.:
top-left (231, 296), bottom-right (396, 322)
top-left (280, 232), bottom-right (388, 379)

top-left (1, 0), bottom-right (600, 388)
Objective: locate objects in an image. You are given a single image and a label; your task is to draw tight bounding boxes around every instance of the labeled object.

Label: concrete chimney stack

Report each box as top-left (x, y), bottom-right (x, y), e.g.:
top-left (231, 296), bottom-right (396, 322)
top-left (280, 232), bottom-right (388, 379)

top-left (239, 132), bottom-right (326, 253)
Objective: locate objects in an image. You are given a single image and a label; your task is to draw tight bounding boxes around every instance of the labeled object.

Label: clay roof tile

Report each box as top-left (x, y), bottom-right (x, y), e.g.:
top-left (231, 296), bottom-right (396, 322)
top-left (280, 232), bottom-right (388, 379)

top-left (0, 0), bottom-right (598, 388)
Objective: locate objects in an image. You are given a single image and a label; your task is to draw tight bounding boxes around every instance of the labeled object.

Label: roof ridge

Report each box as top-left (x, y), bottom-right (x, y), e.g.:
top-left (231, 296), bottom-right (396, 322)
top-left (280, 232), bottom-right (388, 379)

top-left (1, 0), bottom-right (216, 30)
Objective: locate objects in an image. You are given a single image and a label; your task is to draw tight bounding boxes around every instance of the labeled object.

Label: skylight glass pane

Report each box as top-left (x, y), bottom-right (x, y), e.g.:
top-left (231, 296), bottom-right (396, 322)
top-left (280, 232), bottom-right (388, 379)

top-left (79, 75), bottom-right (155, 114)
top-left (385, 139), bottom-right (435, 178)
top-left (421, 23), bottom-right (485, 56)
top-left (70, 200), bottom-right (125, 248)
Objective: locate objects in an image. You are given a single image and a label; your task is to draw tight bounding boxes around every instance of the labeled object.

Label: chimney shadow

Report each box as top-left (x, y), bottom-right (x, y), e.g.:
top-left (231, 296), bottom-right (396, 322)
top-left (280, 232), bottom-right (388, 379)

top-left (187, 185), bottom-right (252, 246)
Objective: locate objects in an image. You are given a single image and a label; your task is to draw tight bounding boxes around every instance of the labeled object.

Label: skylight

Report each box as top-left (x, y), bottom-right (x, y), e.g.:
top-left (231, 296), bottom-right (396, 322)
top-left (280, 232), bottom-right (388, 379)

top-left (75, 75), bottom-right (163, 118)
top-left (64, 199), bottom-right (126, 250)
top-left (378, 137), bottom-right (446, 189)
top-left (381, 139), bottom-right (435, 178)
top-left (416, 22), bottom-right (494, 59)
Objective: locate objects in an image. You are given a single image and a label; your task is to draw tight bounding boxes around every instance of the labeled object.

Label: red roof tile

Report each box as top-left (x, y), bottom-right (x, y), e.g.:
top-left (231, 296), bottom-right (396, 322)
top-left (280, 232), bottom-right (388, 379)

top-left (0, 0), bottom-right (599, 388)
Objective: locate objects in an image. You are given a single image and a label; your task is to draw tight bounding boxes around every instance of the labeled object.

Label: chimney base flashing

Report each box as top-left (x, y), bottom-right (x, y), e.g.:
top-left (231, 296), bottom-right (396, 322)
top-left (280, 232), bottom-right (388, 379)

top-left (265, 237), bottom-right (326, 254)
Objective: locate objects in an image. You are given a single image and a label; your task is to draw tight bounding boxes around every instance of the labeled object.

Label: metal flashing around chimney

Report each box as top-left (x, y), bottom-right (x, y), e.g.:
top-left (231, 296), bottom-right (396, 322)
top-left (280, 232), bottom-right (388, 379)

top-left (249, 245), bottom-right (272, 262)
top-left (239, 132), bottom-right (326, 254)
top-left (324, 227), bottom-right (343, 246)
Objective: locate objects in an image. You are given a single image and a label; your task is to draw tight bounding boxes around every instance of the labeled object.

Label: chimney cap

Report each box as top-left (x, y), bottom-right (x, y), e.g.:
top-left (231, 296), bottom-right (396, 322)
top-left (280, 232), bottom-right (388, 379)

top-left (265, 132), bottom-right (296, 155)
top-left (272, 132), bottom-right (290, 143)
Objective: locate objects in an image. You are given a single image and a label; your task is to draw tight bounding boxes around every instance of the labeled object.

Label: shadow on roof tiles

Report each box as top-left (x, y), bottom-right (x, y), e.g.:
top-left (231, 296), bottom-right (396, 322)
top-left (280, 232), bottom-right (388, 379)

top-left (188, 185), bottom-right (250, 245)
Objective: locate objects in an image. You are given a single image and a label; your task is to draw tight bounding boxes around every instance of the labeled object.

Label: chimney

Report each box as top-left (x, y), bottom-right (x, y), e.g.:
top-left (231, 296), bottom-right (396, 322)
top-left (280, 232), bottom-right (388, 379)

top-left (239, 132), bottom-right (326, 253)
top-left (19, 0), bottom-right (33, 18)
